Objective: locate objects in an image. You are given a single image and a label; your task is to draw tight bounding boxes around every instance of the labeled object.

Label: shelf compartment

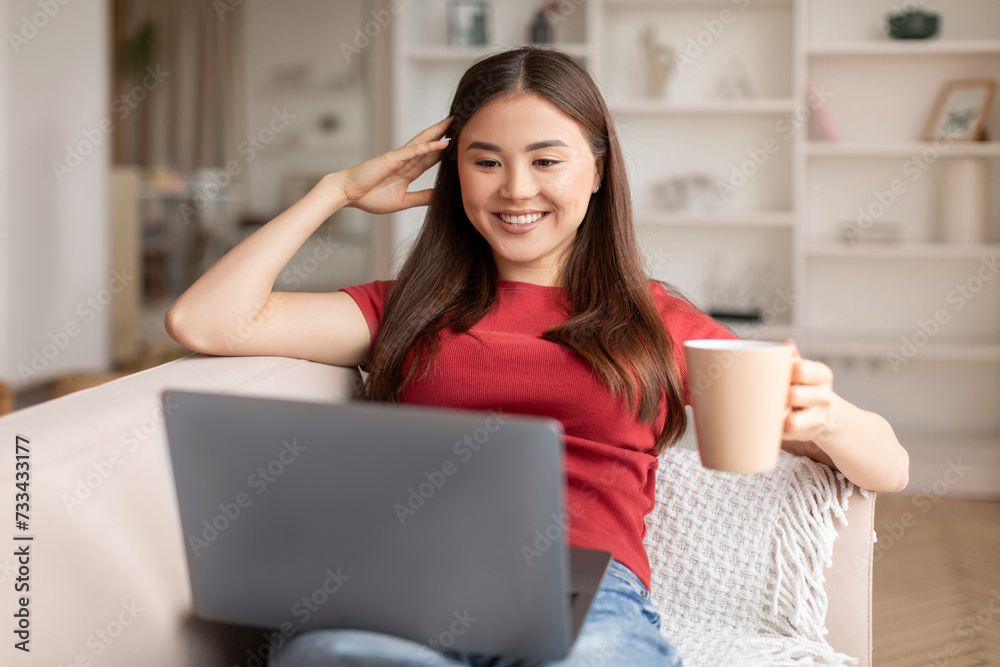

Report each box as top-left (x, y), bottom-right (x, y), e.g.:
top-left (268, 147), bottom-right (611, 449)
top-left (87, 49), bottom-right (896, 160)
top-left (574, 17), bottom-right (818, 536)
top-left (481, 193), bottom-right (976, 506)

top-left (638, 209), bottom-right (794, 227)
top-left (605, 0), bottom-right (793, 9)
top-left (804, 261), bottom-right (1000, 347)
top-left (638, 225), bottom-right (794, 330)
top-left (806, 142), bottom-right (1000, 158)
top-left (807, 243), bottom-right (1000, 259)
top-left (618, 115), bottom-right (795, 212)
top-left (717, 320), bottom-right (795, 342)
top-left (803, 337), bottom-right (1000, 363)
top-left (405, 43), bottom-right (590, 62)
top-left (610, 98), bottom-right (796, 115)
top-left (599, 3), bottom-right (793, 101)
top-left (807, 40), bottom-right (1000, 57)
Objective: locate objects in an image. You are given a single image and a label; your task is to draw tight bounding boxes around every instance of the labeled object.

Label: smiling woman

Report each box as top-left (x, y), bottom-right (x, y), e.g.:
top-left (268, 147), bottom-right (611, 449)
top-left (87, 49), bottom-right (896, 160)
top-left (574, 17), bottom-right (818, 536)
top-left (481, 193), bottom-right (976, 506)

top-left (458, 95), bottom-right (603, 274)
top-left (164, 43), bottom-right (905, 667)
top-left (260, 45), bottom-right (696, 666)
top-left (356, 48), bottom-right (692, 462)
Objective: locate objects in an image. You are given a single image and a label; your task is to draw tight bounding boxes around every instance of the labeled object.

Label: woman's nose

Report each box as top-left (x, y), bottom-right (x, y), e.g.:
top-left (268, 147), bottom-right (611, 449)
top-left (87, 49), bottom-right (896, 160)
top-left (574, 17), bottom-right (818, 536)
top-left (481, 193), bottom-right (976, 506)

top-left (500, 164), bottom-right (539, 201)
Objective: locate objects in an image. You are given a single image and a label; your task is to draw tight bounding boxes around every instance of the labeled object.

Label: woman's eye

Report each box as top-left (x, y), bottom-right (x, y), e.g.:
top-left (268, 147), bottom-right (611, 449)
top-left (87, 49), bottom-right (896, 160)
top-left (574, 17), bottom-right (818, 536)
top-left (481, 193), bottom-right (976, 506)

top-left (473, 159), bottom-right (560, 168)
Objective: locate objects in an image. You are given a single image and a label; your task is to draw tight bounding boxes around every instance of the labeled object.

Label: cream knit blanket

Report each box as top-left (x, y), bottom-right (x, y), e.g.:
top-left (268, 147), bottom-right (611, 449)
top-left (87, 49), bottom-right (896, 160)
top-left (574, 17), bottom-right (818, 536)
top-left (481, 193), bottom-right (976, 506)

top-left (644, 447), bottom-right (866, 666)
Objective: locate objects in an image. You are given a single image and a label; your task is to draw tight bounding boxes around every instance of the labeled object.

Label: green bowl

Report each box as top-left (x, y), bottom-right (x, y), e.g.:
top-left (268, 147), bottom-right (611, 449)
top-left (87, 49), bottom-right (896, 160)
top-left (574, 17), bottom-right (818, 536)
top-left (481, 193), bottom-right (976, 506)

top-left (888, 10), bottom-right (939, 39)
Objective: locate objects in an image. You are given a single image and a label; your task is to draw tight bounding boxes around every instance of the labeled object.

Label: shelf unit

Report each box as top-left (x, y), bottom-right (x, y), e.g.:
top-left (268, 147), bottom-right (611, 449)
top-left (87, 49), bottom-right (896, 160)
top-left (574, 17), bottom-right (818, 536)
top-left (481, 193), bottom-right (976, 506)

top-left (387, 0), bottom-right (1000, 496)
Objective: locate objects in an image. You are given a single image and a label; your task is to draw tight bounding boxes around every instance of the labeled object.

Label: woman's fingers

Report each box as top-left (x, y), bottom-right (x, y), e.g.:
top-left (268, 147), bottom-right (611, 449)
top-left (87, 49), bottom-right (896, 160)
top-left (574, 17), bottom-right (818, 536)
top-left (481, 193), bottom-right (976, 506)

top-left (784, 405), bottom-right (827, 437)
top-left (790, 358), bottom-right (833, 386)
top-left (401, 116), bottom-right (453, 147)
top-left (400, 187), bottom-right (435, 210)
top-left (388, 138), bottom-right (450, 168)
top-left (788, 383), bottom-right (832, 409)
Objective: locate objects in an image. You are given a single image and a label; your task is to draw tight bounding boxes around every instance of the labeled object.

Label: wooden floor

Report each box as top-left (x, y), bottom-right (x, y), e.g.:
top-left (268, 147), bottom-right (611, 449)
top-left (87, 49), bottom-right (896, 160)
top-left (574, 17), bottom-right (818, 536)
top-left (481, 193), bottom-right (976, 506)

top-left (873, 495), bottom-right (1000, 666)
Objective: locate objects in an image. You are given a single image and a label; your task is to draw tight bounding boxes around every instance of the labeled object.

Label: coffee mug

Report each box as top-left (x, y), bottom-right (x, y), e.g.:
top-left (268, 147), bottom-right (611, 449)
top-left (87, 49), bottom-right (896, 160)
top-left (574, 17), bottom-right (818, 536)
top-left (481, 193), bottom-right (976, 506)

top-left (683, 340), bottom-right (794, 473)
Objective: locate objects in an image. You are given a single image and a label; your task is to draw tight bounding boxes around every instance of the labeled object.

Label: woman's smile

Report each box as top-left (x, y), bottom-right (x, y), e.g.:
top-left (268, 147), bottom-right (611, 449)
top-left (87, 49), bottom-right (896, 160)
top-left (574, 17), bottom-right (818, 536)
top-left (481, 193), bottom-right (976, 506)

top-left (494, 211), bottom-right (549, 233)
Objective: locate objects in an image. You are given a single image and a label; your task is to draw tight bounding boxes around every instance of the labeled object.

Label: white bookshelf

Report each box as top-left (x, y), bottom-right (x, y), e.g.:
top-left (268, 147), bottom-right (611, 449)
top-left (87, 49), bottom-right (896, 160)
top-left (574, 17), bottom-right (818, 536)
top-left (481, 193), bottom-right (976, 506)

top-left (386, 0), bottom-right (1000, 496)
top-left (800, 0), bottom-right (1000, 497)
top-left (807, 40), bottom-right (1000, 57)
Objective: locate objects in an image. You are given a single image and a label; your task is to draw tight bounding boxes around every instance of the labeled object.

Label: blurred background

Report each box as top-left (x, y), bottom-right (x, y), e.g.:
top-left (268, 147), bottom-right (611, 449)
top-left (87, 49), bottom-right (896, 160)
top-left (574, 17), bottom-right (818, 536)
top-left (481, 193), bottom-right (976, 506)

top-left (0, 1), bottom-right (997, 663)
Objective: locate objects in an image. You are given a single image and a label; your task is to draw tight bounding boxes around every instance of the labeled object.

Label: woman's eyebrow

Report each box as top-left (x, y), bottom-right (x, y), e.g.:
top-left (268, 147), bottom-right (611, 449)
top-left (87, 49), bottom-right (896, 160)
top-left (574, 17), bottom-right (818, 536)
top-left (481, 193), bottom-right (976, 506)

top-left (466, 139), bottom-right (571, 152)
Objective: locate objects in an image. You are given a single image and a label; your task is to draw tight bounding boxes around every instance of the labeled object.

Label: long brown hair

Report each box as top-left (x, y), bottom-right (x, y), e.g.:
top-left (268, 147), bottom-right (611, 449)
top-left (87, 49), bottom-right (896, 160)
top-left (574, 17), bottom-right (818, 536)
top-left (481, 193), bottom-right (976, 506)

top-left (355, 46), bottom-right (693, 456)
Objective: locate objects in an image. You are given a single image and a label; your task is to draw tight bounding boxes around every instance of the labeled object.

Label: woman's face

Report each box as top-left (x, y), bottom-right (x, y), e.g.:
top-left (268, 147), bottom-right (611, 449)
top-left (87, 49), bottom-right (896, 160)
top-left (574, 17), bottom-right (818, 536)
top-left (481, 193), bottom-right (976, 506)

top-left (456, 92), bottom-right (604, 286)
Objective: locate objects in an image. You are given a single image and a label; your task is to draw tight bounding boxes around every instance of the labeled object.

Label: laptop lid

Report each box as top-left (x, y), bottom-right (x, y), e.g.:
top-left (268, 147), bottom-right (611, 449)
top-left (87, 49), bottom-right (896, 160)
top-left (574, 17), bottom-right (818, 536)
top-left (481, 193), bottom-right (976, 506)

top-left (162, 389), bottom-right (583, 661)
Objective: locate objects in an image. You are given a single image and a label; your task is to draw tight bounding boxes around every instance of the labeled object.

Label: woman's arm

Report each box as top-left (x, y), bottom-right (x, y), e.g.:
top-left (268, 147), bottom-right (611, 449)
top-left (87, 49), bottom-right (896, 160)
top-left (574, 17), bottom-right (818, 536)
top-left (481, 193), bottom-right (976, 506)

top-left (165, 116), bottom-right (452, 353)
top-left (779, 341), bottom-right (909, 493)
top-left (164, 173), bottom-right (350, 351)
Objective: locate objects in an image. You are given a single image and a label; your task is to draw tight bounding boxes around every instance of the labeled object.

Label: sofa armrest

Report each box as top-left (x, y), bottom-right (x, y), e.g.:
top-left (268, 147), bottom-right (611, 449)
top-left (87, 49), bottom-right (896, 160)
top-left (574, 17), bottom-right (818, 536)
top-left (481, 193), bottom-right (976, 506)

top-left (825, 488), bottom-right (876, 667)
top-left (0, 354), bottom-right (361, 666)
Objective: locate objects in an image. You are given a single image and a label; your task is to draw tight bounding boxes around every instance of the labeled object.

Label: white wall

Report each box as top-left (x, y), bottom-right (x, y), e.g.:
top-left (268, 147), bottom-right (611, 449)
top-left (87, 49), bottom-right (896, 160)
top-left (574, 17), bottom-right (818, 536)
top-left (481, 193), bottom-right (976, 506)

top-left (0, 3), bottom-right (11, 377)
top-left (1, 0), bottom-right (110, 387)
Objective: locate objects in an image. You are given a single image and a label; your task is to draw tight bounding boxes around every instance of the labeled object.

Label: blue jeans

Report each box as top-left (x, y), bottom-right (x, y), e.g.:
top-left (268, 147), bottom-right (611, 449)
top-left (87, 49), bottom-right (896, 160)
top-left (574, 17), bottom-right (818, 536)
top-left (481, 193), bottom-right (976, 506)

top-left (268, 559), bottom-right (682, 666)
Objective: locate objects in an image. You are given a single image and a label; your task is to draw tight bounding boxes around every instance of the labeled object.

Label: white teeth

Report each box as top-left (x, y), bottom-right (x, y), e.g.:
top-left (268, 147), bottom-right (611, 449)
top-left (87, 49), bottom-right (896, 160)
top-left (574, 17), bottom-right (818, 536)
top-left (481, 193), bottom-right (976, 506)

top-left (498, 213), bottom-right (545, 225)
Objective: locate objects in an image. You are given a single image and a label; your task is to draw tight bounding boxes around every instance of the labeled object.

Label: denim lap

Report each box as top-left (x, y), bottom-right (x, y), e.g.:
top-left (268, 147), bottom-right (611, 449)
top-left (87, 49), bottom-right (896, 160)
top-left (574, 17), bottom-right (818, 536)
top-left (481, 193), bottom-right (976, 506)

top-left (444, 560), bottom-right (681, 667)
top-left (269, 560), bottom-right (682, 667)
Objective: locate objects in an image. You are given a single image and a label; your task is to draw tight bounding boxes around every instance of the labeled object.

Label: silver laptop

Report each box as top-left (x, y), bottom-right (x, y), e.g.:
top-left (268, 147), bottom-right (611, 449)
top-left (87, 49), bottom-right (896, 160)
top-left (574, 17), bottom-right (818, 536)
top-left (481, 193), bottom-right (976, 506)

top-left (161, 389), bottom-right (612, 662)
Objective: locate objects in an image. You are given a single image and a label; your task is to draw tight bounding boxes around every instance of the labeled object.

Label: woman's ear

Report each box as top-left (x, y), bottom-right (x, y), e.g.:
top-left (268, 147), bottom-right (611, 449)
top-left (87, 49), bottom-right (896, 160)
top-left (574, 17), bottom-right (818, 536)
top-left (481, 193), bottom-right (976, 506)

top-left (594, 156), bottom-right (605, 190)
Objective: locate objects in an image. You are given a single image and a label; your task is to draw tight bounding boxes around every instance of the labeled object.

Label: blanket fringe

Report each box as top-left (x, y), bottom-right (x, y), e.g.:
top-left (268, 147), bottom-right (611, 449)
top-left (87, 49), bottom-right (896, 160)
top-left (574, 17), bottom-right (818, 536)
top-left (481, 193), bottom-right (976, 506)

top-left (762, 458), bottom-right (859, 664)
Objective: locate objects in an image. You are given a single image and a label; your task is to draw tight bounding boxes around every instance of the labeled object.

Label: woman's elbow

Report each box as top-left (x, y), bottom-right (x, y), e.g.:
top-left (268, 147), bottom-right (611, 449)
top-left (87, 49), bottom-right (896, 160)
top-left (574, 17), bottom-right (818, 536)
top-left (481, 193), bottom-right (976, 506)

top-left (164, 304), bottom-right (211, 353)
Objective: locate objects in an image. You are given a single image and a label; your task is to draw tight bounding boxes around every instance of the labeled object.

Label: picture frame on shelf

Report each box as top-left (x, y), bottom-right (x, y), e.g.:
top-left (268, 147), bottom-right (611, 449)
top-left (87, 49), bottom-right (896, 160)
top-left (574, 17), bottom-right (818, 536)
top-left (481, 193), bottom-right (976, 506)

top-left (922, 79), bottom-right (996, 141)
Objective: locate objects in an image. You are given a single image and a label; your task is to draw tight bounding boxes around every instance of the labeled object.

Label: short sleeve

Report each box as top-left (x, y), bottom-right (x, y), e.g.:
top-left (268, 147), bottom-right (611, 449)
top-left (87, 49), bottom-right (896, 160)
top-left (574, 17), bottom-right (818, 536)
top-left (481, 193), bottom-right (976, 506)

top-left (339, 279), bottom-right (394, 360)
top-left (648, 280), bottom-right (739, 406)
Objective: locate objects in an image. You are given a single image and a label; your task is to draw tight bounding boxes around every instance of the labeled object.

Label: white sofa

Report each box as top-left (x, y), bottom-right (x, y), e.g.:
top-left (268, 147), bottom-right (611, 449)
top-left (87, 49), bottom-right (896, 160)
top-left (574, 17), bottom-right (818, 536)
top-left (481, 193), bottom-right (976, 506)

top-left (0, 353), bottom-right (874, 666)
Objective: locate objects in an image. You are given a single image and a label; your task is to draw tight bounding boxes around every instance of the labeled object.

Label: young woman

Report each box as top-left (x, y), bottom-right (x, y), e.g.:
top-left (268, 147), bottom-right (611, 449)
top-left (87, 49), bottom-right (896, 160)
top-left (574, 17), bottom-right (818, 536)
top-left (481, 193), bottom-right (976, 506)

top-left (165, 46), bottom-right (909, 667)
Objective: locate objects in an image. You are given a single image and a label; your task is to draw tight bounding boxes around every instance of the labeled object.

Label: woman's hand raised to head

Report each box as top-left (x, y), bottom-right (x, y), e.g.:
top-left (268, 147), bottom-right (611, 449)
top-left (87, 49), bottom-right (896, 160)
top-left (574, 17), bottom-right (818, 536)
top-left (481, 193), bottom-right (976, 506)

top-left (337, 116), bottom-right (453, 215)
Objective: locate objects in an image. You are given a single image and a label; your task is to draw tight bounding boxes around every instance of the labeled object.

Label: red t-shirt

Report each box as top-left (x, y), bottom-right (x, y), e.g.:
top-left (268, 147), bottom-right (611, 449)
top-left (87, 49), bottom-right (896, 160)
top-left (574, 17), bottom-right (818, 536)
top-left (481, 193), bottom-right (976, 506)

top-left (340, 278), bottom-right (738, 591)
